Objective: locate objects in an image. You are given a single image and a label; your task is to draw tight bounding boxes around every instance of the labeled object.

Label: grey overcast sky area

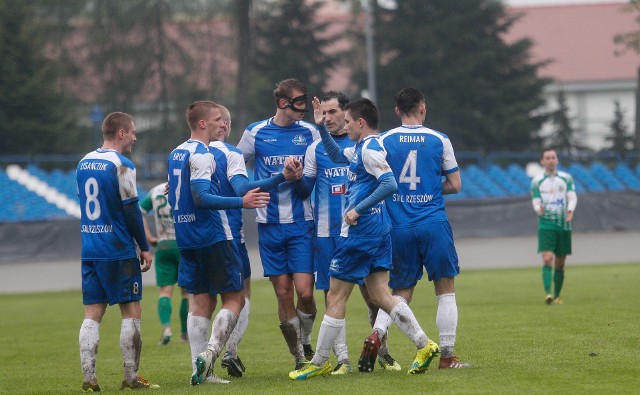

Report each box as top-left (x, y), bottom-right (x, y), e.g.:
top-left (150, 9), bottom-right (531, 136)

top-left (505, 0), bottom-right (623, 5)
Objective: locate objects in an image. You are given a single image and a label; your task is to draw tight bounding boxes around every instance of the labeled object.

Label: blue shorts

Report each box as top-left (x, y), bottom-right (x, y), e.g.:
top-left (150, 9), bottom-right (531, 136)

top-left (234, 239), bottom-right (251, 280)
top-left (258, 221), bottom-right (314, 276)
top-left (82, 258), bottom-right (142, 306)
top-left (178, 241), bottom-right (244, 295)
top-left (389, 221), bottom-right (459, 289)
top-left (330, 234), bottom-right (393, 284)
top-left (314, 236), bottom-right (337, 290)
top-left (315, 236), bottom-right (363, 290)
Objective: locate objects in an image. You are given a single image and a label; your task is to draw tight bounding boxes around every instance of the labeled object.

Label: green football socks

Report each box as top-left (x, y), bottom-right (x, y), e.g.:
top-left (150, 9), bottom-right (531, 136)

top-left (180, 297), bottom-right (188, 335)
top-left (553, 269), bottom-right (564, 299)
top-left (542, 266), bottom-right (552, 295)
top-left (158, 296), bottom-right (172, 326)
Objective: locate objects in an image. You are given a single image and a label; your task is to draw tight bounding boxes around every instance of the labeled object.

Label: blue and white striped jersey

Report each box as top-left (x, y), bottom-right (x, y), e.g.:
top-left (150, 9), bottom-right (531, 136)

top-left (379, 125), bottom-right (458, 227)
top-left (209, 140), bottom-right (248, 243)
top-left (341, 136), bottom-right (393, 238)
top-left (303, 134), bottom-right (351, 237)
top-left (167, 139), bottom-right (233, 249)
top-left (237, 117), bottom-right (319, 223)
top-left (76, 149), bottom-right (140, 260)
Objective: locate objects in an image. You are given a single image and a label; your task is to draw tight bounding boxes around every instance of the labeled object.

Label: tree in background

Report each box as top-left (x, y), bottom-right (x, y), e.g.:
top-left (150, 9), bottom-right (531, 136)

top-left (363, 0), bottom-right (549, 152)
top-left (605, 100), bottom-right (634, 158)
top-left (0, 0), bottom-right (86, 157)
top-left (548, 89), bottom-right (584, 156)
top-left (614, 0), bottom-right (640, 150)
top-left (80, 0), bottom-right (217, 154)
top-left (247, 0), bottom-right (343, 123)
top-left (234, 0), bottom-right (252, 134)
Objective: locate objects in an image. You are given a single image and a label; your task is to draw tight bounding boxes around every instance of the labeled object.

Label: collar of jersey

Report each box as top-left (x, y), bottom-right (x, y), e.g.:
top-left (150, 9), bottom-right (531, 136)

top-left (400, 124), bottom-right (423, 129)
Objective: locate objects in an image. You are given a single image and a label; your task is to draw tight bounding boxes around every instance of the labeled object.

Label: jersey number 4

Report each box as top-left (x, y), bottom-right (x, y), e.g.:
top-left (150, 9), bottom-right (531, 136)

top-left (399, 150), bottom-right (421, 191)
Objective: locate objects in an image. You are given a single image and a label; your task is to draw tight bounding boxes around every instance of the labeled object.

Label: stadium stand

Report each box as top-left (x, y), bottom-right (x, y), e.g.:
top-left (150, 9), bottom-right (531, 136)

top-left (590, 162), bottom-right (625, 191)
top-left (0, 167), bottom-right (70, 222)
top-left (566, 163), bottom-right (606, 192)
top-left (0, 160), bottom-right (638, 222)
top-left (614, 163), bottom-right (640, 190)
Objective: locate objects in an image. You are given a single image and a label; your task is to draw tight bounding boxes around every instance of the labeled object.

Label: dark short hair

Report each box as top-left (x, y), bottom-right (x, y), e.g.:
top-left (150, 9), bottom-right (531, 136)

top-left (395, 87), bottom-right (425, 115)
top-left (345, 98), bottom-right (378, 130)
top-left (273, 78), bottom-right (307, 100)
top-left (186, 101), bottom-right (218, 130)
top-left (102, 112), bottom-right (134, 140)
top-left (540, 148), bottom-right (557, 159)
top-left (321, 91), bottom-right (349, 110)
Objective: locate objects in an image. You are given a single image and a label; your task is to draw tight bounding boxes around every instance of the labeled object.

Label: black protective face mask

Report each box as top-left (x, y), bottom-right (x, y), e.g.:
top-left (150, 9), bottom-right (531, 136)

top-left (279, 94), bottom-right (309, 113)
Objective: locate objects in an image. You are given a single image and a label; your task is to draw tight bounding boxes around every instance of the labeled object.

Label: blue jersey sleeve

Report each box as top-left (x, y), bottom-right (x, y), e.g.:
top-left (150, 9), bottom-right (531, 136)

top-left (229, 172), bottom-right (286, 196)
top-left (294, 175), bottom-right (316, 199)
top-left (319, 124), bottom-right (349, 164)
top-left (354, 172), bottom-right (397, 215)
top-left (123, 200), bottom-right (150, 252)
top-left (191, 181), bottom-right (243, 210)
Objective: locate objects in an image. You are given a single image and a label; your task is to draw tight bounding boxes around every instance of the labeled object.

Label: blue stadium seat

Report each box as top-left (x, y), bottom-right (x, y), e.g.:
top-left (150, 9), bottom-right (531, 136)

top-left (0, 167), bottom-right (72, 222)
top-left (486, 164), bottom-right (528, 196)
top-left (461, 165), bottom-right (502, 198)
top-left (506, 164), bottom-right (531, 192)
top-left (567, 163), bottom-right (605, 192)
top-left (590, 162), bottom-right (625, 191)
top-left (613, 163), bottom-right (640, 190)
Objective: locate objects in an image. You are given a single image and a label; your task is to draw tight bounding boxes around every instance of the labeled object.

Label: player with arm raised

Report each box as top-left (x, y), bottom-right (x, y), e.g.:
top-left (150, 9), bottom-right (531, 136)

top-left (289, 98), bottom-right (439, 380)
top-left (295, 91), bottom-right (401, 374)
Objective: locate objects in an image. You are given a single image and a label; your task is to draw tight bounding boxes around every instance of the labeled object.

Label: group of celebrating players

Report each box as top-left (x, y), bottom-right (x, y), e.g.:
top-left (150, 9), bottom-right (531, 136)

top-left (75, 77), bottom-right (469, 392)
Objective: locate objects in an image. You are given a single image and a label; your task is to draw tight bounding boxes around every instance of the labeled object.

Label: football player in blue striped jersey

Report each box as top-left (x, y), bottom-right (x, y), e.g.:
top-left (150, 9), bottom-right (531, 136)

top-left (237, 79), bottom-right (319, 369)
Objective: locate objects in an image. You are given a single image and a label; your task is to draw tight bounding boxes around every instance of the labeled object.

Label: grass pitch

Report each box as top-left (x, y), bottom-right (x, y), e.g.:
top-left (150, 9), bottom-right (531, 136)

top-left (1, 263), bottom-right (639, 394)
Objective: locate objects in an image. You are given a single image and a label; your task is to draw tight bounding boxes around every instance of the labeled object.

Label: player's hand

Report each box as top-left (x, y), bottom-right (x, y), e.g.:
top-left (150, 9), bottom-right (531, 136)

top-left (283, 156), bottom-right (303, 181)
top-left (147, 236), bottom-right (158, 247)
top-left (566, 210), bottom-right (573, 222)
top-left (163, 182), bottom-right (169, 196)
top-left (312, 96), bottom-right (325, 125)
top-left (139, 250), bottom-right (153, 272)
top-left (242, 187), bottom-right (270, 209)
top-left (344, 209), bottom-right (359, 226)
top-left (537, 205), bottom-right (544, 216)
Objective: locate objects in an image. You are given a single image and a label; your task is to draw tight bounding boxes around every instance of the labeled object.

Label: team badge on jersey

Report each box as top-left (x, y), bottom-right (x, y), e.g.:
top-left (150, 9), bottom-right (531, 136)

top-left (331, 184), bottom-right (346, 195)
top-left (292, 134), bottom-right (307, 145)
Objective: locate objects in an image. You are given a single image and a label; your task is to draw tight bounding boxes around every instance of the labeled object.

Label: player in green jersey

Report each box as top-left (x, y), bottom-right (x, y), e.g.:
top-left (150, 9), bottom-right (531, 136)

top-left (530, 149), bottom-right (577, 305)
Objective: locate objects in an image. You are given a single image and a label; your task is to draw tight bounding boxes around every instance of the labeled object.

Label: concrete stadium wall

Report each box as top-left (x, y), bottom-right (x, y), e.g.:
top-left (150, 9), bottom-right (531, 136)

top-left (2, 191), bottom-right (639, 264)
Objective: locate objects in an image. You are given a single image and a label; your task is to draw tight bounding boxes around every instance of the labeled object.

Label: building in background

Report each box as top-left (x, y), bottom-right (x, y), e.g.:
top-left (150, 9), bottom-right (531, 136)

top-left (505, 1), bottom-right (638, 149)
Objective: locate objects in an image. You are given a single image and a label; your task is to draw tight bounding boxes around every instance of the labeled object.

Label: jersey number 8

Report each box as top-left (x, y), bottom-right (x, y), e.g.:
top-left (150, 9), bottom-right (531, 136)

top-left (84, 177), bottom-right (101, 220)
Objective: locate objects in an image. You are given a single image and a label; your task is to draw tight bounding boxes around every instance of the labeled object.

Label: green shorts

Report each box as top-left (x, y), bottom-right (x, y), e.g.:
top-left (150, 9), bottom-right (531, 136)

top-left (538, 229), bottom-right (572, 256)
top-left (155, 240), bottom-right (180, 287)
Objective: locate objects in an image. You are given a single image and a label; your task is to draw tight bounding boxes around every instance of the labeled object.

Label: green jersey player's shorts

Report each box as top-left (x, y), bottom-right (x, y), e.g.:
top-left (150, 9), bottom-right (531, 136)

top-left (538, 228), bottom-right (572, 256)
top-left (155, 240), bottom-right (180, 287)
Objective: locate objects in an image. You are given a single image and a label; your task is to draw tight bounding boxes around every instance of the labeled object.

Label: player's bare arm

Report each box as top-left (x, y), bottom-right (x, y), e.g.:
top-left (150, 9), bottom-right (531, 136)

top-left (242, 187), bottom-right (270, 209)
top-left (442, 171), bottom-right (461, 195)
